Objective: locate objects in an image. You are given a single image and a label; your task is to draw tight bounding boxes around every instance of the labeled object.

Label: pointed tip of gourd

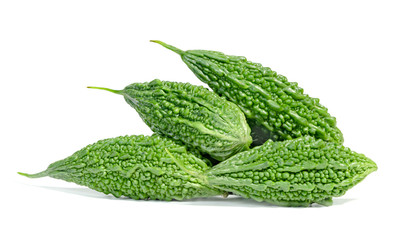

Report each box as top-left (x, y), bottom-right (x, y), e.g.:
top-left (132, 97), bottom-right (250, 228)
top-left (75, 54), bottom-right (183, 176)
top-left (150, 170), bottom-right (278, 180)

top-left (18, 170), bottom-right (49, 178)
top-left (150, 40), bottom-right (185, 55)
top-left (87, 86), bottom-right (123, 95)
top-left (17, 172), bottom-right (29, 177)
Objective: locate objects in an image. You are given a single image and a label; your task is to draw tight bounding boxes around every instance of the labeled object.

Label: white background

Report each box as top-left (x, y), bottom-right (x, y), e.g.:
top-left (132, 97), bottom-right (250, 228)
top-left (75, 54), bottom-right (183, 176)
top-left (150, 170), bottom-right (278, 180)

top-left (1, 0), bottom-right (395, 239)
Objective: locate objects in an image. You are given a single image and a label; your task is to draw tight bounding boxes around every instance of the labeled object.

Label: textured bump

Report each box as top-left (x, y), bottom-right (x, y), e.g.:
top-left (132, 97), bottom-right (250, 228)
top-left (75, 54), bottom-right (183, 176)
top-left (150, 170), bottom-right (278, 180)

top-left (152, 41), bottom-right (344, 146)
top-left (19, 135), bottom-right (224, 200)
top-left (205, 136), bottom-right (377, 207)
top-left (117, 80), bottom-right (252, 161)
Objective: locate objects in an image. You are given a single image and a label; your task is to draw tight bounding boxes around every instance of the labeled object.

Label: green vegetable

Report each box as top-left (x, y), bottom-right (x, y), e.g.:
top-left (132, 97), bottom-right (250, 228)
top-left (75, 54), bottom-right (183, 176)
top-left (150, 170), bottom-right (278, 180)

top-left (88, 79), bottom-right (252, 161)
top-left (152, 133), bottom-right (215, 167)
top-left (205, 136), bottom-right (377, 207)
top-left (19, 135), bottom-right (224, 200)
top-left (151, 41), bottom-right (344, 145)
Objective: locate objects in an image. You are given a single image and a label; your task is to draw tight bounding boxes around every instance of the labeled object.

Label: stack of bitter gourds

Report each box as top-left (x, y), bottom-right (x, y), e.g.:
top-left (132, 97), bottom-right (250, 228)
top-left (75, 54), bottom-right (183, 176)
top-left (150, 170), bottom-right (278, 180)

top-left (19, 41), bottom-right (377, 207)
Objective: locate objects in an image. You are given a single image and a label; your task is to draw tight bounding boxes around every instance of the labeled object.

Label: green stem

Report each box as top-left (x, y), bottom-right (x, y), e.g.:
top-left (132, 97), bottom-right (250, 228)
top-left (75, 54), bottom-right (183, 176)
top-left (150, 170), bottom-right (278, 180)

top-left (87, 86), bottom-right (123, 95)
top-left (150, 40), bottom-right (185, 55)
top-left (18, 170), bottom-right (49, 178)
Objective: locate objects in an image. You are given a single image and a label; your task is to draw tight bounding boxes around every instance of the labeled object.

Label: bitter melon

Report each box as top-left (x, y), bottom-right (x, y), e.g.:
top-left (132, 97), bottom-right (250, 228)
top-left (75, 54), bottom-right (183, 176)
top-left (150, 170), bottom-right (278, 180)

top-left (88, 79), bottom-right (252, 161)
top-left (205, 136), bottom-right (377, 207)
top-left (19, 135), bottom-right (224, 200)
top-left (151, 41), bottom-right (344, 145)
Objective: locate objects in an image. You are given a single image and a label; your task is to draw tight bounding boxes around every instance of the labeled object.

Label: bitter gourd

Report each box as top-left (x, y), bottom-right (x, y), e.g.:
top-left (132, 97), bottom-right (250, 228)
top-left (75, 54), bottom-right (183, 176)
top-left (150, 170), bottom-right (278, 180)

top-left (88, 79), bottom-right (252, 161)
top-left (19, 135), bottom-right (224, 200)
top-left (205, 136), bottom-right (377, 207)
top-left (152, 133), bottom-right (215, 167)
top-left (151, 41), bottom-right (344, 145)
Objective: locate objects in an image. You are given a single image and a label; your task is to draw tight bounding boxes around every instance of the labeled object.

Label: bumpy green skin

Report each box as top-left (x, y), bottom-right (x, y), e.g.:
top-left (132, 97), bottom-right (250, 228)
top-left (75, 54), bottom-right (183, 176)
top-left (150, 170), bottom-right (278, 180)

top-left (152, 41), bottom-right (344, 145)
top-left (152, 133), bottom-right (215, 167)
top-left (205, 136), bottom-right (377, 207)
top-left (19, 135), bottom-right (224, 200)
top-left (90, 80), bottom-right (252, 161)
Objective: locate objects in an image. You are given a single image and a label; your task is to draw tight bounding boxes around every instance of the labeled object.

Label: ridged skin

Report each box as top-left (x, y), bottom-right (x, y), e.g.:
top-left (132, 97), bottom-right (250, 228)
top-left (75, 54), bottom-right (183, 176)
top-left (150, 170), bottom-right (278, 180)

top-left (152, 41), bottom-right (344, 145)
top-left (152, 133), bottom-right (215, 167)
top-left (205, 136), bottom-right (377, 207)
top-left (92, 80), bottom-right (252, 161)
top-left (19, 135), bottom-right (224, 200)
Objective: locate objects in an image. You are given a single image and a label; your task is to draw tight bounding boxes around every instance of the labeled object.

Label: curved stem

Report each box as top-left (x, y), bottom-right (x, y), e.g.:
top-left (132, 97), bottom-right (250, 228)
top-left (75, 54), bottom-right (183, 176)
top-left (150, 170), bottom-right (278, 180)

top-left (150, 40), bottom-right (185, 55)
top-left (87, 86), bottom-right (123, 95)
top-left (18, 170), bottom-right (49, 178)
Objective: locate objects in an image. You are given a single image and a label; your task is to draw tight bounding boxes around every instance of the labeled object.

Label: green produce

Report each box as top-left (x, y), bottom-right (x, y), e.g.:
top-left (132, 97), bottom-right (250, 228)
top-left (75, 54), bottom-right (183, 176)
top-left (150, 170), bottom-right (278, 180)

top-left (153, 133), bottom-right (215, 167)
top-left (19, 135), bottom-right (224, 200)
top-left (205, 136), bottom-right (377, 207)
top-left (151, 41), bottom-right (344, 145)
top-left (88, 79), bottom-right (252, 161)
